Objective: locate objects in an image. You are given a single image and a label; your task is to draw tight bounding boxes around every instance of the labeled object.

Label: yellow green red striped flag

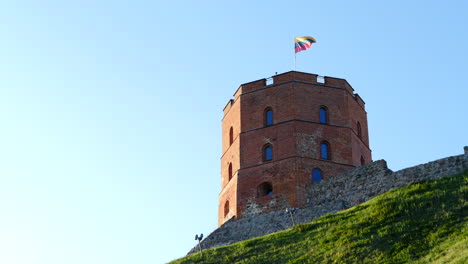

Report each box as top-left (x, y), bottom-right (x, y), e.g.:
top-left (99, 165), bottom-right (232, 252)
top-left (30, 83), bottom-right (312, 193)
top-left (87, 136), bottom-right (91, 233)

top-left (294, 36), bottom-right (317, 53)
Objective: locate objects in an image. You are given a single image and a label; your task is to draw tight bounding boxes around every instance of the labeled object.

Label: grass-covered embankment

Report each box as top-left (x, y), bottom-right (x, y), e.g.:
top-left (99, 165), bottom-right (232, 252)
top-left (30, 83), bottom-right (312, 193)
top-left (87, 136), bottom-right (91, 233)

top-left (170, 172), bottom-right (467, 263)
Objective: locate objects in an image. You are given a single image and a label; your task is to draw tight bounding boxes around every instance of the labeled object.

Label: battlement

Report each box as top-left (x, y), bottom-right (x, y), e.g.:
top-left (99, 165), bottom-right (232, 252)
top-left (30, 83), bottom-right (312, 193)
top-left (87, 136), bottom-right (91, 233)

top-left (224, 71), bottom-right (365, 116)
top-left (239, 71), bottom-right (355, 93)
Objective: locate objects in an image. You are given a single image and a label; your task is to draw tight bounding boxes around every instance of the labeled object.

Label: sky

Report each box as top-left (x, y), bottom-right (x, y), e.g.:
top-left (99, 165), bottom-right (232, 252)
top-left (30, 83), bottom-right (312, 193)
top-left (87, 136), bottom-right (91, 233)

top-left (0, 1), bottom-right (467, 263)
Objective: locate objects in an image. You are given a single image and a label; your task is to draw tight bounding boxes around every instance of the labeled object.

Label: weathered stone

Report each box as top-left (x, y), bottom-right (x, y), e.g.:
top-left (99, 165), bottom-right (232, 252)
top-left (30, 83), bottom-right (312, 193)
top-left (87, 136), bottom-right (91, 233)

top-left (188, 147), bottom-right (468, 254)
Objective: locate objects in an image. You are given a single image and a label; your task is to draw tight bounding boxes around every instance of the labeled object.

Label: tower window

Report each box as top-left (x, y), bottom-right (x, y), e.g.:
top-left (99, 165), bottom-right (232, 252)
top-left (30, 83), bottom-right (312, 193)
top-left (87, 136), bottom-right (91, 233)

top-left (265, 108), bottom-right (273, 127)
top-left (228, 163), bottom-right (233, 180)
top-left (361, 156), bottom-right (365, 166)
top-left (257, 182), bottom-right (273, 197)
top-left (312, 168), bottom-right (323, 182)
top-left (229, 127), bottom-right (234, 145)
top-left (224, 200), bottom-right (229, 217)
top-left (357, 122), bottom-right (362, 139)
top-left (263, 144), bottom-right (273, 161)
top-left (319, 107), bottom-right (328, 124)
top-left (320, 141), bottom-right (330, 159)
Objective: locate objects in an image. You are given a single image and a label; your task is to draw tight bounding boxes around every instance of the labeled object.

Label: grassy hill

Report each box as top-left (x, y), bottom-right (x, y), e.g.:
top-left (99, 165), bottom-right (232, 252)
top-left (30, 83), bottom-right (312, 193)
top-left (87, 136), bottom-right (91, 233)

top-left (170, 172), bottom-right (467, 264)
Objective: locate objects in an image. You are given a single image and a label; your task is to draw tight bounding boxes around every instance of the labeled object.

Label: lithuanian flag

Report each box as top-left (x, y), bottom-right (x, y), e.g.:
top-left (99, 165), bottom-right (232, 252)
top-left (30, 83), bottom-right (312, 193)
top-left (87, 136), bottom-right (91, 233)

top-left (295, 36), bottom-right (317, 53)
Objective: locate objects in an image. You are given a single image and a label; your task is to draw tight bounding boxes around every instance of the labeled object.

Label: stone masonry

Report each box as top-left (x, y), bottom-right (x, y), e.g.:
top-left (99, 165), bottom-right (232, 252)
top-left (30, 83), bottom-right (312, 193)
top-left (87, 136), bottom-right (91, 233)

top-left (188, 147), bottom-right (468, 254)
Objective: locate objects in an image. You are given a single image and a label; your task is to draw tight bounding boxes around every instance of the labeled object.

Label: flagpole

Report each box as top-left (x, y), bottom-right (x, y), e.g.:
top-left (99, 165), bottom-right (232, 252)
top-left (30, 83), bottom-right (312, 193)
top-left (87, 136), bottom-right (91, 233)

top-left (293, 37), bottom-right (296, 71)
top-left (294, 52), bottom-right (296, 71)
top-left (293, 36), bottom-right (316, 72)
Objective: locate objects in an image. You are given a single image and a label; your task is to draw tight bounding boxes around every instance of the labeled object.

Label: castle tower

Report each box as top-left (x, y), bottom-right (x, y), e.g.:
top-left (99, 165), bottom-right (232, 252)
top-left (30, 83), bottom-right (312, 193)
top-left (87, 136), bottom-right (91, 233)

top-left (219, 71), bottom-right (371, 226)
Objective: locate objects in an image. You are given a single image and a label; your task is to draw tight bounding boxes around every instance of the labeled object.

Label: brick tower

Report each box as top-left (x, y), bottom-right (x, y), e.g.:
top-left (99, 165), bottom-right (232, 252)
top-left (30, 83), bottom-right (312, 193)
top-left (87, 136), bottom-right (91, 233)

top-left (219, 71), bottom-right (371, 226)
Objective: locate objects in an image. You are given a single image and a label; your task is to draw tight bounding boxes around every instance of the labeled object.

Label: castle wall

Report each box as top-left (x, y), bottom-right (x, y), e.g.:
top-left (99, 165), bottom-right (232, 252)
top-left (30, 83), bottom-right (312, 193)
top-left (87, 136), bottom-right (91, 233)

top-left (190, 147), bottom-right (468, 254)
top-left (240, 82), bottom-right (295, 132)
top-left (240, 123), bottom-right (297, 168)
top-left (219, 90), bottom-right (241, 225)
top-left (351, 133), bottom-right (372, 166)
top-left (292, 82), bottom-right (350, 127)
top-left (345, 84), bottom-right (370, 166)
top-left (237, 158), bottom-right (297, 219)
top-left (217, 175), bottom-right (237, 225)
top-left (293, 122), bottom-right (353, 164)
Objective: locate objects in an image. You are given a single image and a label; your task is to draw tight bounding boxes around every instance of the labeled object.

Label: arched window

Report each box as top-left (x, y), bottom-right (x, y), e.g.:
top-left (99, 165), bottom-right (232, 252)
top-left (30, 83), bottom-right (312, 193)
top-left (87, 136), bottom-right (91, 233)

top-left (360, 156), bottom-right (365, 166)
top-left (265, 108), bottom-right (273, 127)
top-left (357, 122), bottom-right (362, 139)
top-left (320, 141), bottom-right (330, 159)
top-left (319, 106), bottom-right (328, 124)
top-left (224, 200), bottom-right (229, 217)
top-left (229, 127), bottom-right (234, 145)
top-left (312, 168), bottom-right (323, 182)
top-left (263, 144), bottom-right (273, 161)
top-left (257, 182), bottom-right (273, 197)
top-left (228, 163), bottom-right (233, 180)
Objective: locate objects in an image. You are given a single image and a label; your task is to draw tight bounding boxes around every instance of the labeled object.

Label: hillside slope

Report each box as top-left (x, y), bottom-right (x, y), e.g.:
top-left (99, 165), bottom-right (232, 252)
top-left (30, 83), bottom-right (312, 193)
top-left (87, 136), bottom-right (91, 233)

top-left (170, 172), bottom-right (467, 264)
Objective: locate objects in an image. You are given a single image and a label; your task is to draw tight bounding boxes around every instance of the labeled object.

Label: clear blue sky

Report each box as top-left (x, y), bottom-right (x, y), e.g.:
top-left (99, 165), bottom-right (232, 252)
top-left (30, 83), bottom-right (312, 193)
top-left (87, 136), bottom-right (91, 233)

top-left (0, 1), bottom-right (466, 263)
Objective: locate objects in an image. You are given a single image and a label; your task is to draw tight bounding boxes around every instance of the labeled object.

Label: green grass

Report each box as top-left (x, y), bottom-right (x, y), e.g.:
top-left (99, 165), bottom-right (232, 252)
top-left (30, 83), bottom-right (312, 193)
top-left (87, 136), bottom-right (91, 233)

top-left (169, 172), bottom-right (468, 264)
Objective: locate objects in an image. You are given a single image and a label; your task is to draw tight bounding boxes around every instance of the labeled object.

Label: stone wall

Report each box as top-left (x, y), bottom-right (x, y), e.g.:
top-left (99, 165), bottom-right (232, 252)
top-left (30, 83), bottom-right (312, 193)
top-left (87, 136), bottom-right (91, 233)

top-left (188, 147), bottom-right (468, 254)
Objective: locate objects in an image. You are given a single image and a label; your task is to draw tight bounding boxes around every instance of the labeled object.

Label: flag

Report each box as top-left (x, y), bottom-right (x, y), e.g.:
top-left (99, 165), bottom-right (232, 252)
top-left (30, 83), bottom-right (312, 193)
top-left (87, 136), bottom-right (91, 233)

top-left (294, 36), bottom-right (316, 53)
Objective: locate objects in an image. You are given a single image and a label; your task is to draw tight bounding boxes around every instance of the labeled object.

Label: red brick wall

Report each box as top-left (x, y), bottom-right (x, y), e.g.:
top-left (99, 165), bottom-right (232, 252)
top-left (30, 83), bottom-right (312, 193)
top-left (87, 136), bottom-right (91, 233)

top-left (219, 93), bottom-right (241, 225)
top-left (218, 71), bottom-right (372, 225)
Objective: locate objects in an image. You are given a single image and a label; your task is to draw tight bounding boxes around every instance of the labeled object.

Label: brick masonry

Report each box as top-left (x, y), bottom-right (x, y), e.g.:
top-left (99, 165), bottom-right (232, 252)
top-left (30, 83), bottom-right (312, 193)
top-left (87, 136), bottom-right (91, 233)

top-left (188, 147), bottom-right (468, 254)
top-left (219, 71), bottom-right (371, 226)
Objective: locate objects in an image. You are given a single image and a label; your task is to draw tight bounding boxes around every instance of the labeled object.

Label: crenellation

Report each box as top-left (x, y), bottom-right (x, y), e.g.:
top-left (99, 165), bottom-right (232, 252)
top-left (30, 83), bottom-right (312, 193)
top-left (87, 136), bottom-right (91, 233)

top-left (272, 71), bottom-right (318, 84)
top-left (222, 99), bottom-right (234, 116)
top-left (353, 93), bottom-right (366, 109)
top-left (233, 86), bottom-right (243, 100)
top-left (239, 79), bottom-right (267, 93)
top-left (324, 76), bottom-right (354, 94)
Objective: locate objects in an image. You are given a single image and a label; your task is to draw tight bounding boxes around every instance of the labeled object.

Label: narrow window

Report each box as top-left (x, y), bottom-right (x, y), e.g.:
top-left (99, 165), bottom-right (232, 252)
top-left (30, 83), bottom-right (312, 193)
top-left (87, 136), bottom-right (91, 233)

top-left (228, 163), bottom-right (233, 180)
top-left (357, 122), bottom-right (362, 139)
top-left (224, 200), bottom-right (229, 217)
top-left (229, 127), bottom-right (234, 145)
top-left (320, 141), bottom-right (330, 159)
top-left (360, 156), bottom-right (365, 166)
top-left (257, 182), bottom-right (273, 197)
top-left (312, 168), bottom-right (323, 182)
top-left (263, 144), bottom-right (273, 161)
top-left (265, 108), bottom-right (273, 127)
top-left (319, 107), bottom-right (328, 124)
